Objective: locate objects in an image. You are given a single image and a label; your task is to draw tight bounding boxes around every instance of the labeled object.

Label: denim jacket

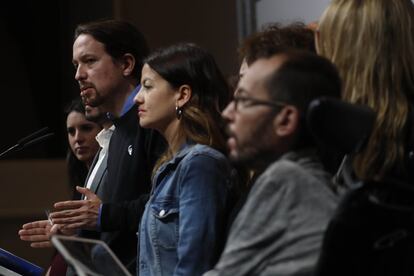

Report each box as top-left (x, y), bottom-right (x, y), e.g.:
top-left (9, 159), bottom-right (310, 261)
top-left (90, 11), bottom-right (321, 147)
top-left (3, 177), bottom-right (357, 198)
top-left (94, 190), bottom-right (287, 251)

top-left (138, 143), bottom-right (233, 276)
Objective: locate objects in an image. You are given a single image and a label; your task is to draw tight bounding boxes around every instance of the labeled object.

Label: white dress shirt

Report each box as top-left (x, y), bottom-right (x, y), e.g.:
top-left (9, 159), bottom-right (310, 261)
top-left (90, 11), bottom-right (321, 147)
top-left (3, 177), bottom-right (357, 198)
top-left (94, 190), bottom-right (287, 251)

top-left (85, 125), bottom-right (115, 190)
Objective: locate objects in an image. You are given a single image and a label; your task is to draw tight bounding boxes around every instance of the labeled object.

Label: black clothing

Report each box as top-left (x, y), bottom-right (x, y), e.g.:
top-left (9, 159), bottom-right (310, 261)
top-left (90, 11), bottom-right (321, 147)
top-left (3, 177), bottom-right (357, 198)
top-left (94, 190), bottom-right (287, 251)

top-left (314, 179), bottom-right (414, 276)
top-left (99, 105), bottom-right (166, 273)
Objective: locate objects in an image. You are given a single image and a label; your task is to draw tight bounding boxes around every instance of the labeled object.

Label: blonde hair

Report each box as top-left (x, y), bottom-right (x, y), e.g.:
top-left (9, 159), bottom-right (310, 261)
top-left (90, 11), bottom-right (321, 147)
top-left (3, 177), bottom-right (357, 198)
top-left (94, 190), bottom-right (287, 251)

top-left (317, 0), bottom-right (414, 180)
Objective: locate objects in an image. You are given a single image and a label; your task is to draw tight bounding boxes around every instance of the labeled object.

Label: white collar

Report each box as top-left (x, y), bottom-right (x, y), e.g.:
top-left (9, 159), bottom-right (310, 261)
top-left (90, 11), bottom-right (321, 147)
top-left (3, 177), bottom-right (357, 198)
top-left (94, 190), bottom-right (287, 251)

top-left (95, 125), bottom-right (115, 150)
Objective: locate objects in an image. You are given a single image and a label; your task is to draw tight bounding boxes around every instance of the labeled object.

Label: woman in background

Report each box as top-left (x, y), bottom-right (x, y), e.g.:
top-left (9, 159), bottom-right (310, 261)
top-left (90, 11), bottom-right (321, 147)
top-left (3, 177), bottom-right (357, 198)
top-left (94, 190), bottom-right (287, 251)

top-left (134, 43), bottom-right (233, 276)
top-left (19, 98), bottom-right (102, 276)
top-left (64, 99), bottom-right (102, 199)
top-left (316, 0), bottom-right (414, 182)
top-left (314, 1), bottom-right (414, 275)
top-left (49, 98), bottom-right (102, 276)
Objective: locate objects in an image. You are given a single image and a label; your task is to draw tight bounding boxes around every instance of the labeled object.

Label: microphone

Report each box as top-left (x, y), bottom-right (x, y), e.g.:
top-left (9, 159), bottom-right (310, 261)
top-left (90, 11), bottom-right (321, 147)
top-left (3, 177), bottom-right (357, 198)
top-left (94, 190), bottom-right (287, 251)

top-left (0, 127), bottom-right (55, 159)
top-left (17, 127), bottom-right (50, 145)
top-left (19, 133), bottom-right (55, 151)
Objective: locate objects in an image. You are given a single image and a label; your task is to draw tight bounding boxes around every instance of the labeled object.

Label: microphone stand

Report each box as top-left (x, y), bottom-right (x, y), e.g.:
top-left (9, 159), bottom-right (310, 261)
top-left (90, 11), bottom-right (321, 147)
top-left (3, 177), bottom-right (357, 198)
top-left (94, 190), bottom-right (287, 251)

top-left (0, 127), bottom-right (55, 159)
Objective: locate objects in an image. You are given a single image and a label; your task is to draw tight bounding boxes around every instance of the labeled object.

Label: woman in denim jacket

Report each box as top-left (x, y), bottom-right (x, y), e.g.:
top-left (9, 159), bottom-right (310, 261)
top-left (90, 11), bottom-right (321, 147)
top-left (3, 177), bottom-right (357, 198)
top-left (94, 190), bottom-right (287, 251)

top-left (133, 43), bottom-right (233, 276)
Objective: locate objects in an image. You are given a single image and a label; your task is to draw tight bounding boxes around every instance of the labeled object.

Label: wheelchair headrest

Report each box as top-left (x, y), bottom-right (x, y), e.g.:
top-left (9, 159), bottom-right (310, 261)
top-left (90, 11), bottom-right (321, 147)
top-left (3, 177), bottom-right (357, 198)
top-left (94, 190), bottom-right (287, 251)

top-left (307, 97), bottom-right (376, 155)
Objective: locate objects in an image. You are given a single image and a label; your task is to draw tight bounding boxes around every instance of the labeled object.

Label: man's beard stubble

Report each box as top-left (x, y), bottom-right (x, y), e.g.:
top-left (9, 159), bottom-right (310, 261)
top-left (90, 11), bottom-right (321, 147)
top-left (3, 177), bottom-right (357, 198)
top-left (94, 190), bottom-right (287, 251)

top-left (228, 115), bottom-right (279, 171)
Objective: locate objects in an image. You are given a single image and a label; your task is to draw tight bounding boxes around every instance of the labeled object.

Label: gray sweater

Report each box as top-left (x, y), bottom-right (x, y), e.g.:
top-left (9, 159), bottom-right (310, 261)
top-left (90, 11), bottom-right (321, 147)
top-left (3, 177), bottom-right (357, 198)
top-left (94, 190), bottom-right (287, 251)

top-left (205, 150), bottom-right (340, 276)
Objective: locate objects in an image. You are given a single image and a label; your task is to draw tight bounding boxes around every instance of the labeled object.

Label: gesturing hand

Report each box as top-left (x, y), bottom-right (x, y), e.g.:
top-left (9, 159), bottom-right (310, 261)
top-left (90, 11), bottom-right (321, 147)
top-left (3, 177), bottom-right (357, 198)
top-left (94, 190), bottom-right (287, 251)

top-left (50, 186), bottom-right (102, 231)
top-left (18, 220), bottom-right (53, 248)
top-left (18, 220), bottom-right (75, 248)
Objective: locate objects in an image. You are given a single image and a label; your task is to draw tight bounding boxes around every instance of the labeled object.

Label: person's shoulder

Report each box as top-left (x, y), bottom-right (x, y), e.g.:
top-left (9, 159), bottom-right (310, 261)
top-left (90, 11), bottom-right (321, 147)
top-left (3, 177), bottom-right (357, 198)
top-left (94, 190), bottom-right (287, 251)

top-left (262, 158), bottom-right (303, 179)
top-left (255, 153), bottom-right (338, 205)
top-left (258, 155), bottom-right (329, 189)
top-left (185, 144), bottom-right (227, 161)
top-left (268, 151), bottom-right (328, 178)
top-left (177, 144), bottom-right (230, 175)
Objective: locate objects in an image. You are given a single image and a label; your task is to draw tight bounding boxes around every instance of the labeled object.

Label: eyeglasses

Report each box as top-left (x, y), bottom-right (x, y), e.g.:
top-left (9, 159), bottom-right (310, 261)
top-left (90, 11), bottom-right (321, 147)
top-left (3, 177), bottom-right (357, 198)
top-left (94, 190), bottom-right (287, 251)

top-left (233, 95), bottom-right (286, 112)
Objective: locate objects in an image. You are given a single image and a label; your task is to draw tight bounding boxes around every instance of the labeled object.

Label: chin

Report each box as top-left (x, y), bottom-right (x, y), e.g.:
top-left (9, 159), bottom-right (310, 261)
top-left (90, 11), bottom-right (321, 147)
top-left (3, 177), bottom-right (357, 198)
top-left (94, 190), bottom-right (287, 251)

top-left (76, 155), bottom-right (87, 162)
top-left (229, 151), bottom-right (241, 162)
top-left (230, 150), bottom-right (255, 166)
top-left (139, 120), bottom-right (151, 129)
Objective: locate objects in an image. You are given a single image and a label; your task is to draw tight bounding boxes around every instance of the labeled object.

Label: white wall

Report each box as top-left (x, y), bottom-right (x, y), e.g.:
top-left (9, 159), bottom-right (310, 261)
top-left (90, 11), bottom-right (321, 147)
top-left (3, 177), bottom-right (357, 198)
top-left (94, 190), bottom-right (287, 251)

top-left (255, 0), bottom-right (414, 29)
top-left (256, 0), bottom-right (331, 28)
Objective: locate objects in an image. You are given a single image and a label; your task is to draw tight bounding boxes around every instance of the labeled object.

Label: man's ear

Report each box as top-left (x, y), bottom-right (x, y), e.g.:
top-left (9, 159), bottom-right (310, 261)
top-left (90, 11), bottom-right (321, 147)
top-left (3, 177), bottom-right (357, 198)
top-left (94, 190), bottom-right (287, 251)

top-left (175, 84), bottom-right (192, 107)
top-left (121, 53), bottom-right (136, 77)
top-left (273, 106), bottom-right (300, 137)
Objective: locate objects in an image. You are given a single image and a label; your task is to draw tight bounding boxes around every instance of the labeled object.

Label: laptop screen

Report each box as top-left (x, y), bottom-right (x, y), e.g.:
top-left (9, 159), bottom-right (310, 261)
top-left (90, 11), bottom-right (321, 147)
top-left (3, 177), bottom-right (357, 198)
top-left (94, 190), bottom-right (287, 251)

top-left (51, 235), bottom-right (132, 276)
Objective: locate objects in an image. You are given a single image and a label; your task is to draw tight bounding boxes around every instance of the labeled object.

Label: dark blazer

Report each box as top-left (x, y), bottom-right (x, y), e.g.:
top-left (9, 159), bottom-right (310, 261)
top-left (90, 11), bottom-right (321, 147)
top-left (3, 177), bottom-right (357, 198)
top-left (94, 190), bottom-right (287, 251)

top-left (76, 148), bottom-right (108, 242)
top-left (83, 148), bottom-right (108, 199)
top-left (66, 148), bottom-right (109, 276)
top-left (99, 105), bottom-right (166, 273)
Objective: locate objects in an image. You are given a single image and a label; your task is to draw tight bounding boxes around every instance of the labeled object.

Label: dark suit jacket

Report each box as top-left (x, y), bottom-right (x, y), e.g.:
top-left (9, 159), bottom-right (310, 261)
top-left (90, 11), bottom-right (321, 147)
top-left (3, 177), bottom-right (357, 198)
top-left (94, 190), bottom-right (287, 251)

top-left (77, 148), bottom-right (108, 240)
top-left (65, 148), bottom-right (109, 276)
top-left (84, 148), bottom-right (108, 199)
top-left (98, 106), bottom-right (166, 273)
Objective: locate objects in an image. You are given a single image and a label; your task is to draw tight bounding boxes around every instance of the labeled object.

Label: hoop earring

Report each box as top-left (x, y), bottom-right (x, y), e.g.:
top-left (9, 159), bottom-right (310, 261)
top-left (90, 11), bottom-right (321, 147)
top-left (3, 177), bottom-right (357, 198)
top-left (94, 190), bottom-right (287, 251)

top-left (176, 105), bottom-right (183, 120)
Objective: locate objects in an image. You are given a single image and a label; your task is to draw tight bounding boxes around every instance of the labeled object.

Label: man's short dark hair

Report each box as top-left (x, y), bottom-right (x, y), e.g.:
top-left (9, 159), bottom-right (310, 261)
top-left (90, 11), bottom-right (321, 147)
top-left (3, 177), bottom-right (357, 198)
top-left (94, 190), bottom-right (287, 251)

top-left (239, 22), bottom-right (316, 65)
top-left (266, 50), bottom-right (341, 148)
top-left (74, 19), bottom-right (149, 80)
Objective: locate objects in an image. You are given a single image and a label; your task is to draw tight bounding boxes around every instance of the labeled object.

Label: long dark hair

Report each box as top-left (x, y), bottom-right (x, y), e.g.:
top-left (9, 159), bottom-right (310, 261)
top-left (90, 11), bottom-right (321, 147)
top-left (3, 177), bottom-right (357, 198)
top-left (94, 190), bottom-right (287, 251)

top-left (64, 99), bottom-right (89, 199)
top-left (145, 43), bottom-right (231, 171)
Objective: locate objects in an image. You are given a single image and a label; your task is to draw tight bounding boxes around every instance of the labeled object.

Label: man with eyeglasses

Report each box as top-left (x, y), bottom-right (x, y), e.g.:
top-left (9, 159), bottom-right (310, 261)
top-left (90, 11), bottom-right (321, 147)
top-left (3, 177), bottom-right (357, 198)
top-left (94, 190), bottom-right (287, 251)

top-left (205, 50), bottom-right (342, 276)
